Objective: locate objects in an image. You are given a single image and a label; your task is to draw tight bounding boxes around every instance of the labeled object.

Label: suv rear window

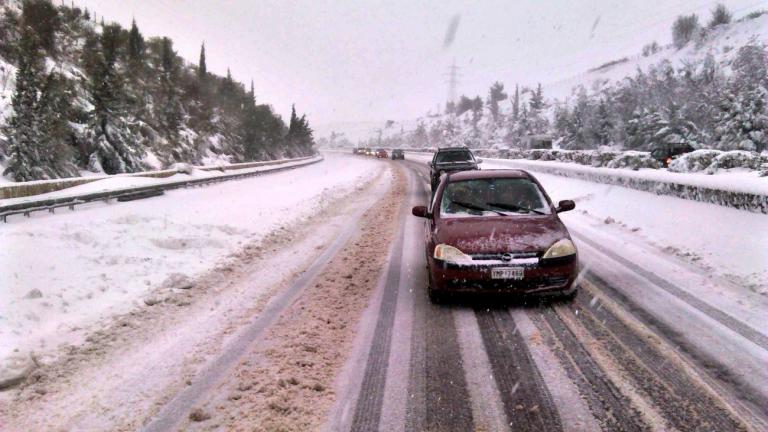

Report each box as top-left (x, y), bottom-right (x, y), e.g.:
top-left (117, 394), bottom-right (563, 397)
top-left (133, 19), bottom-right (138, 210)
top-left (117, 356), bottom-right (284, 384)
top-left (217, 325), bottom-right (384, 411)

top-left (435, 151), bottom-right (473, 164)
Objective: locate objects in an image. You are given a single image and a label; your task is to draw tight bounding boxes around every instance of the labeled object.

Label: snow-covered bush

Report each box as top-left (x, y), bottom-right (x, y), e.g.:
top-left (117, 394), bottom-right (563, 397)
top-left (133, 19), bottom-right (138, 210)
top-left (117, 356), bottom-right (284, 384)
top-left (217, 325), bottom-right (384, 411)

top-left (606, 151), bottom-right (661, 170)
top-left (705, 150), bottom-right (763, 174)
top-left (170, 162), bottom-right (194, 175)
top-left (589, 150), bottom-right (621, 167)
top-left (668, 149), bottom-right (722, 173)
top-left (527, 149), bottom-right (547, 160)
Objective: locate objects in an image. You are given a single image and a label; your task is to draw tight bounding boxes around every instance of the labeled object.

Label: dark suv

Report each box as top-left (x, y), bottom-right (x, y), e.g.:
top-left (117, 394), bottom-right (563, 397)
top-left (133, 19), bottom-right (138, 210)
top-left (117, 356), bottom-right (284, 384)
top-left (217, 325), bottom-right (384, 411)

top-left (428, 147), bottom-right (481, 191)
top-left (651, 143), bottom-right (694, 167)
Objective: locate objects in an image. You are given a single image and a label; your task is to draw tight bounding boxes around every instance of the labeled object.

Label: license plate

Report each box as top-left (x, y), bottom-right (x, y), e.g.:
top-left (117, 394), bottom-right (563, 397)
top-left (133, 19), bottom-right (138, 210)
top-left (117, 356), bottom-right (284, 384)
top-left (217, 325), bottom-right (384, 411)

top-left (491, 267), bottom-right (524, 280)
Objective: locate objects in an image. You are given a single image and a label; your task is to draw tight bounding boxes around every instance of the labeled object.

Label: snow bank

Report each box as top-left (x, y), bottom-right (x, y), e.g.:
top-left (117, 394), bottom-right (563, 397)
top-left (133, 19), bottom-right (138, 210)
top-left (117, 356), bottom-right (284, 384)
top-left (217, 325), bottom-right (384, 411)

top-left (0, 153), bottom-right (383, 370)
top-left (0, 155), bottom-right (317, 201)
top-left (490, 158), bottom-right (768, 214)
top-left (529, 170), bottom-right (768, 297)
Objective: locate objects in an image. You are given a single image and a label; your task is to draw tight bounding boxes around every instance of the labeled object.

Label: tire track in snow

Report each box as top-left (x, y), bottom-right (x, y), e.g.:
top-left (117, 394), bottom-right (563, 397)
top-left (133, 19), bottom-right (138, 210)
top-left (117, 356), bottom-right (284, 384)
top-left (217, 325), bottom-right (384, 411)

top-left (569, 289), bottom-right (748, 431)
top-left (584, 273), bottom-right (768, 425)
top-left (530, 306), bottom-right (649, 432)
top-left (474, 308), bottom-right (562, 431)
top-left (571, 231), bottom-right (768, 351)
top-left (423, 304), bottom-right (474, 431)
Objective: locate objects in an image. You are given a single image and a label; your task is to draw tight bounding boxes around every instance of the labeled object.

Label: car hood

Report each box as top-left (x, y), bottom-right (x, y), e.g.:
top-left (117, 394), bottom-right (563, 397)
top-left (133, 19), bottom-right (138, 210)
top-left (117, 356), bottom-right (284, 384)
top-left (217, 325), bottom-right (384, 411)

top-left (435, 216), bottom-right (569, 254)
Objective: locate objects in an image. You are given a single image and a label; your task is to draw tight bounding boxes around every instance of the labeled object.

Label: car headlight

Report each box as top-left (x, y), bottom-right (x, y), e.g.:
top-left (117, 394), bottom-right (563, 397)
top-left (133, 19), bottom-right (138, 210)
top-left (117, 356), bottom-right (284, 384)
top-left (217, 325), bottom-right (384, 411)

top-left (542, 239), bottom-right (577, 259)
top-left (434, 244), bottom-right (472, 264)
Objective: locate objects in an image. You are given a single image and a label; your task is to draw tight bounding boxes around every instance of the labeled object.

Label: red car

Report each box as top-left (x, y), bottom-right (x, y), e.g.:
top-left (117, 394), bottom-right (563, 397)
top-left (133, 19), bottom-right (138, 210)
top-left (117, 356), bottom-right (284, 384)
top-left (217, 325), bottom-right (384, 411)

top-left (411, 169), bottom-right (578, 302)
top-left (376, 148), bottom-right (388, 158)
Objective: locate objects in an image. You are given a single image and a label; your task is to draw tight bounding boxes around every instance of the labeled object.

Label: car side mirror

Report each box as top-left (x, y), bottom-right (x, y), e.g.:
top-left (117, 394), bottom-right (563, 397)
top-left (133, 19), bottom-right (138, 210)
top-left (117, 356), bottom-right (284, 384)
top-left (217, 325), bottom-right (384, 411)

top-left (476, 158), bottom-right (483, 164)
top-left (556, 200), bottom-right (575, 213)
top-left (412, 205), bottom-right (431, 218)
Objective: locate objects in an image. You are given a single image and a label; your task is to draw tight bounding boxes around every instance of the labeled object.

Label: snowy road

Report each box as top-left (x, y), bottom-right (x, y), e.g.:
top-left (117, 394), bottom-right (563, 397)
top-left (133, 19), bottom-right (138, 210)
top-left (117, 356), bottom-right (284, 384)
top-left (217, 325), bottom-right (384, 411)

top-left (2, 152), bottom-right (766, 431)
top-left (326, 157), bottom-right (767, 432)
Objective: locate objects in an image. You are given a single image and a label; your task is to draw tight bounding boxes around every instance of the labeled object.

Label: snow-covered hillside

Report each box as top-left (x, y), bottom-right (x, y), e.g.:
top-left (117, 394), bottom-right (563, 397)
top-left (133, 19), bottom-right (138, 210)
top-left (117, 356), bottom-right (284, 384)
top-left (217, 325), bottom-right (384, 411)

top-left (547, 12), bottom-right (768, 100)
top-left (330, 11), bottom-right (768, 154)
top-left (0, 0), bottom-right (315, 183)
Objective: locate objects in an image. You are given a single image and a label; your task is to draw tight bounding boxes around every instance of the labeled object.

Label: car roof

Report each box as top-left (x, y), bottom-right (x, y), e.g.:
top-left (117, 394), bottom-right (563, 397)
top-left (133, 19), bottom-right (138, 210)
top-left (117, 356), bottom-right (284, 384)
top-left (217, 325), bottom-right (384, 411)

top-left (436, 146), bottom-right (471, 152)
top-left (447, 169), bottom-right (532, 181)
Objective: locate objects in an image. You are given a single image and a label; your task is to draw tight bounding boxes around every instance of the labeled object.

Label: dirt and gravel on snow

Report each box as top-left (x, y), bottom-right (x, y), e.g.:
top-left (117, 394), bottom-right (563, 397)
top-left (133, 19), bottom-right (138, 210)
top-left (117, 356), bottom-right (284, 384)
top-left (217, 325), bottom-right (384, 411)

top-left (180, 165), bottom-right (407, 431)
top-left (0, 160), bottom-right (396, 431)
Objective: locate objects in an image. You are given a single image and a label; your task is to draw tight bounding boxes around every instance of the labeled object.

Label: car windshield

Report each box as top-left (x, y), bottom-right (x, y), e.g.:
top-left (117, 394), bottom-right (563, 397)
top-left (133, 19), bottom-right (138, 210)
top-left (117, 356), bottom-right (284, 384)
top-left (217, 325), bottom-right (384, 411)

top-left (440, 178), bottom-right (551, 217)
top-left (435, 151), bottom-right (473, 164)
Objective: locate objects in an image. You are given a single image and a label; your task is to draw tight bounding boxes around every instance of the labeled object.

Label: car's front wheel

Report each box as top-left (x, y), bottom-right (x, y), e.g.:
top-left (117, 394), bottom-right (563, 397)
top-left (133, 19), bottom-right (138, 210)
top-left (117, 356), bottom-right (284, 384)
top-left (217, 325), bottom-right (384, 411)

top-left (560, 285), bottom-right (578, 302)
top-left (427, 272), bottom-right (445, 304)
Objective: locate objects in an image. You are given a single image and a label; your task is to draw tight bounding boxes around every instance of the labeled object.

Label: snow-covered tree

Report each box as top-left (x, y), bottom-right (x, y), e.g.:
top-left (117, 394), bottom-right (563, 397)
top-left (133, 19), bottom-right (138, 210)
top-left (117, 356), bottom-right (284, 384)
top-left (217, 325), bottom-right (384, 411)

top-left (487, 81), bottom-right (507, 124)
top-left (672, 14), bottom-right (700, 49)
top-left (708, 4), bottom-right (731, 29)
top-left (714, 45), bottom-right (768, 152)
top-left (3, 28), bottom-right (44, 181)
top-left (87, 23), bottom-right (145, 174)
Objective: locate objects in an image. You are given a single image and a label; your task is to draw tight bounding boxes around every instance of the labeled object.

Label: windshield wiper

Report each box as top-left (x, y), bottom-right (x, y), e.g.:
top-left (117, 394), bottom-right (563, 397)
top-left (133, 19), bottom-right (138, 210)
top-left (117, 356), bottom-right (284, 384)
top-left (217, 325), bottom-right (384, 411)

top-left (486, 201), bottom-right (545, 215)
top-left (450, 200), bottom-right (506, 216)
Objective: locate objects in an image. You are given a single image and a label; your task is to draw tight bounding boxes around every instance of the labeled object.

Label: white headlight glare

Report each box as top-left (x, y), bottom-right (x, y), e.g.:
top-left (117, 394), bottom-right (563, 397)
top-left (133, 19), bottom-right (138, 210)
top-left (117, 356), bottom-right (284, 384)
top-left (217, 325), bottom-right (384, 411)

top-left (433, 244), bottom-right (472, 264)
top-left (542, 239), bottom-right (577, 259)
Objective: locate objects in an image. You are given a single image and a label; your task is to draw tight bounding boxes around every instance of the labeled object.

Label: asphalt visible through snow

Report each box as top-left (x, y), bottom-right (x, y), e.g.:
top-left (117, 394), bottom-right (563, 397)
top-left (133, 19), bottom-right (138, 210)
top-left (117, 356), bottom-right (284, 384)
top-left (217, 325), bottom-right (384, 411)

top-left (327, 157), bottom-right (767, 432)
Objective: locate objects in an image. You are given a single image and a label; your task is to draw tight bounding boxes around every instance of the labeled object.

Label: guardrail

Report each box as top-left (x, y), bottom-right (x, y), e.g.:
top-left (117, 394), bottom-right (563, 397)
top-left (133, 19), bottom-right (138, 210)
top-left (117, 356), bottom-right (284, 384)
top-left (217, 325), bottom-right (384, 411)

top-left (0, 155), bottom-right (322, 222)
top-left (0, 156), bottom-right (318, 200)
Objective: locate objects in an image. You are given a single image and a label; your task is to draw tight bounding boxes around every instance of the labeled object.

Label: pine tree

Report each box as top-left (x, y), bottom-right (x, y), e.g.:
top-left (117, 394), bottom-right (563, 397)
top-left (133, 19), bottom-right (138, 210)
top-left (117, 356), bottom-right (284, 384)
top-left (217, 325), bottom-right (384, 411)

top-left (413, 122), bottom-right (428, 147)
top-left (159, 37), bottom-right (182, 144)
top-left (127, 19), bottom-right (145, 72)
top-left (198, 42), bottom-right (207, 79)
top-left (529, 83), bottom-right (545, 111)
top-left (37, 72), bottom-right (78, 177)
top-left (286, 104), bottom-right (314, 156)
top-left (715, 45), bottom-right (768, 152)
top-left (672, 14), bottom-right (700, 49)
top-left (3, 29), bottom-right (44, 181)
top-left (486, 81), bottom-right (507, 124)
top-left (511, 84), bottom-right (520, 121)
top-left (21, 0), bottom-right (60, 55)
top-left (708, 4), bottom-right (731, 28)
top-left (594, 98), bottom-right (614, 146)
top-left (87, 23), bottom-right (144, 174)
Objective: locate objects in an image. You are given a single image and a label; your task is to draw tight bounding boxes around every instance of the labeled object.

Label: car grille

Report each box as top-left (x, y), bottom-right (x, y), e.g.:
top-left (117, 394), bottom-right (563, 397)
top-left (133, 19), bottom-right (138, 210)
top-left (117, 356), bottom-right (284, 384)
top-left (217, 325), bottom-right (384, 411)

top-left (470, 252), bottom-right (539, 261)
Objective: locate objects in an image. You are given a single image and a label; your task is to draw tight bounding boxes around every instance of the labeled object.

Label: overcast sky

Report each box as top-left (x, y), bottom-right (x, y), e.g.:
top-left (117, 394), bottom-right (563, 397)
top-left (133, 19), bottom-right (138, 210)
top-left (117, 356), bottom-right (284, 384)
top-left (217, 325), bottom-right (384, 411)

top-left (74, 0), bottom-right (766, 127)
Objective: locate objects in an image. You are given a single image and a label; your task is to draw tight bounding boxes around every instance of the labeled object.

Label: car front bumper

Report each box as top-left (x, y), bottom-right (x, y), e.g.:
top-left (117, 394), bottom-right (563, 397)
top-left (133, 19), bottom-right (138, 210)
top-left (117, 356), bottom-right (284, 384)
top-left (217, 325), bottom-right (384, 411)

top-left (428, 255), bottom-right (579, 296)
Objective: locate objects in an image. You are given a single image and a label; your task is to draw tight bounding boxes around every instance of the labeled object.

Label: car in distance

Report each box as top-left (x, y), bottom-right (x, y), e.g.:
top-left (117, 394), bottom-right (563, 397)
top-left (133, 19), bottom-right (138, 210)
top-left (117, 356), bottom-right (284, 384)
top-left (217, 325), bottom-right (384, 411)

top-left (412, 169), bottom-right (578, 303)
top-left (391, 149), bottom-right (405, 160)
top-left (376, 148), bottom-right (388, 158)
top-left (651, 142), bottom-right (694, 167)
top-left (428, 147), bottom-right (481, 191)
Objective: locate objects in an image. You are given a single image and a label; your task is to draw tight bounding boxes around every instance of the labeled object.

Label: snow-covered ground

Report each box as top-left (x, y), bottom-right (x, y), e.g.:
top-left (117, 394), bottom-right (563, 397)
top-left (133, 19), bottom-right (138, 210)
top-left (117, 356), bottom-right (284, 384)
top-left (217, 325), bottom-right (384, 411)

top-left (0, 156), bottom-right (320, 207)
top-left (407, 152), bottom-right (768, 295)
top-left (0, 153), bottom-right (382, 369)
